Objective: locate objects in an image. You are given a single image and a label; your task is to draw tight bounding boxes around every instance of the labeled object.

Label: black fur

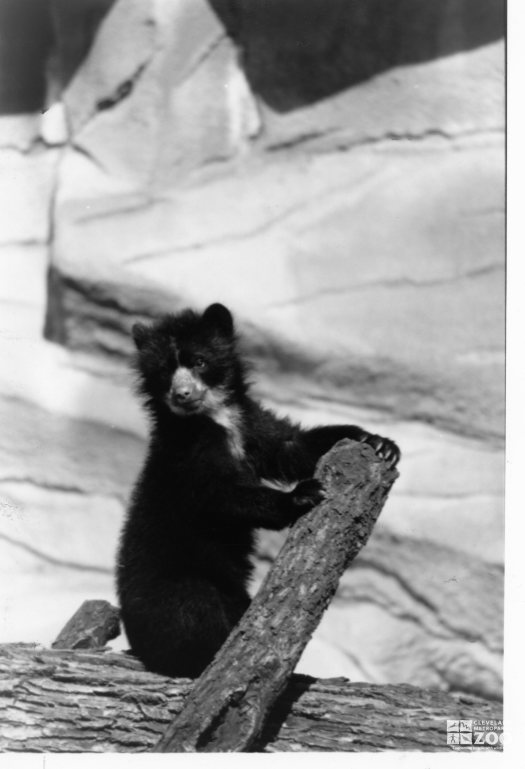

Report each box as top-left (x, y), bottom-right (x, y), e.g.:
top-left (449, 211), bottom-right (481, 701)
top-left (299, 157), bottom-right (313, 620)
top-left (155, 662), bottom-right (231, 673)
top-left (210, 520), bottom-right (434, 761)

top-left (116, 303), bottom-right (400, 678)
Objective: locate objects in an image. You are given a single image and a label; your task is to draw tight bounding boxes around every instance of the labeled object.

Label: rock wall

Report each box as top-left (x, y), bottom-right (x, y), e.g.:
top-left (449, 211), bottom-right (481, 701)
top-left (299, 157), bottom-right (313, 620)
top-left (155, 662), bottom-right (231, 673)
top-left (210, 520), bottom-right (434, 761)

top-left (0, 0), bottom-right (504, 700)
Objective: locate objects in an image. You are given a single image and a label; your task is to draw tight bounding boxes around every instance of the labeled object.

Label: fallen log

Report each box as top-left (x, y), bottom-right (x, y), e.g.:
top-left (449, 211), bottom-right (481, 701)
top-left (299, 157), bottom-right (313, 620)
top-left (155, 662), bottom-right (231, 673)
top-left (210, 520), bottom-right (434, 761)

top-left (0, 644), bottom-right (502, 752)
top-left (52, 600), bottom-right (120, 650)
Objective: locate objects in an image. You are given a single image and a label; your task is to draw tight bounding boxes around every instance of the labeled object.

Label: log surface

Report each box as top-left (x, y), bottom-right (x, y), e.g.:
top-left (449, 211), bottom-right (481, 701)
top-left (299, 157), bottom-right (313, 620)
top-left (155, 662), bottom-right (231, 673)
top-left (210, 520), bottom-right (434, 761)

top-left (0, 644), bottom-right (502, 753)
top-left (52, 599), bottom-right (120, 650)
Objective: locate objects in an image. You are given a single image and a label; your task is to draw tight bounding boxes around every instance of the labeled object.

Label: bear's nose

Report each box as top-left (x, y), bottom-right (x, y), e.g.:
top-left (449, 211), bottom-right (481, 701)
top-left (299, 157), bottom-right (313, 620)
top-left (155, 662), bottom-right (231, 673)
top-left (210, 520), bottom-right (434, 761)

top-left (174, 386), bottom-right (193, 402)
top-left (171, 367), bottom-right (200, 404)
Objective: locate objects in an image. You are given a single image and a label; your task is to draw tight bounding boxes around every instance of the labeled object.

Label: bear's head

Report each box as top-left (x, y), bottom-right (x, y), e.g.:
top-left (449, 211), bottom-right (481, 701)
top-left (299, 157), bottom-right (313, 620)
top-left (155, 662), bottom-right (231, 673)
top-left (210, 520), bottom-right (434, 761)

top-left (131, 303), bottom-right (247, 418)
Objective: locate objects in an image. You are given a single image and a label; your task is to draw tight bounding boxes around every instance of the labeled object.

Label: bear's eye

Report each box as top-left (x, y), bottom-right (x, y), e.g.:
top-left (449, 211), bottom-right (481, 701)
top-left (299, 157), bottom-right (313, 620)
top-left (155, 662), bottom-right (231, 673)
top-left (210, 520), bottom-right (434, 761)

top-left (194, 356), bottom-right (206, 369)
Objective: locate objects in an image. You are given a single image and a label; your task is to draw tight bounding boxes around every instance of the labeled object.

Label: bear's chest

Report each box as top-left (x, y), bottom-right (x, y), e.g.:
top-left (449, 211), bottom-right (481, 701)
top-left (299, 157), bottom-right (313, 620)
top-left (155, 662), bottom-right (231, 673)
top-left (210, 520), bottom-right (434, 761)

top-left (211, 405), bottom-right (245, 462)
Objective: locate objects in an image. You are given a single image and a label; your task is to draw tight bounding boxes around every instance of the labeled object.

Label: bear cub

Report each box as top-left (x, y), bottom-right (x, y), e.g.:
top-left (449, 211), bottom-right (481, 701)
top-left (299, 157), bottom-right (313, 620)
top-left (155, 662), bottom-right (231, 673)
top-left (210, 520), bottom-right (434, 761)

top-left (116, 303), bottom-right (400, 678)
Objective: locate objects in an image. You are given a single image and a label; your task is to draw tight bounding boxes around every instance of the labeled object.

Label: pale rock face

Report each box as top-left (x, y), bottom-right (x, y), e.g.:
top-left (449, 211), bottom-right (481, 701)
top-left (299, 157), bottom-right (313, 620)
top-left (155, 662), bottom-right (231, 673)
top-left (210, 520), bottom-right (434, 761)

top-left (48, 0), bottom-right (505, 442)
top-left (0, 0), bottom-right (504, 699)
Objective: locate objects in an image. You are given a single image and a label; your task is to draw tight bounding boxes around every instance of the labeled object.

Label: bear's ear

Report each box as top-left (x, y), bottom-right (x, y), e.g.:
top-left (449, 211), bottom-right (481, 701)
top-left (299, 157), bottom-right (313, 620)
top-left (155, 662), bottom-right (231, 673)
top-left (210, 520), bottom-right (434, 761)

top-left (132, 322), bottom-right (151, 350)
top-left (202, 303), bottom-right (234, 338)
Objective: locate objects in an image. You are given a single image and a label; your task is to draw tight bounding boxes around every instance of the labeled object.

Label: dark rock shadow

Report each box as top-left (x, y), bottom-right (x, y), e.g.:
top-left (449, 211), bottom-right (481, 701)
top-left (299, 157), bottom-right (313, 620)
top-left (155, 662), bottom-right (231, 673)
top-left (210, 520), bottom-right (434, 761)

top-left (50, 0), bottom-right (117, 91)
top-left (0, 0), bottom-right (116, 115)
top-left (208, 0), bottom-right (505, 112)
top-left (0, 0), bottom-right (53, 114)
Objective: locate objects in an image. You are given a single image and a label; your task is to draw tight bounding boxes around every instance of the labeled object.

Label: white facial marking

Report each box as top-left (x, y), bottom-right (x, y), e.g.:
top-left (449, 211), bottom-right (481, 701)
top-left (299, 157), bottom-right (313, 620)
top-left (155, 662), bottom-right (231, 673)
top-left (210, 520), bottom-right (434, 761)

top-left (167, 373), bottom-right (245, 460)
top-left (203, 389), bottom-right (245, 460)
top-left (214, 408), bottom-right (245, 461)
top-left (167, 367), bottom-right (206, 415)
top-left (171, 367), bottom-right (202, 396)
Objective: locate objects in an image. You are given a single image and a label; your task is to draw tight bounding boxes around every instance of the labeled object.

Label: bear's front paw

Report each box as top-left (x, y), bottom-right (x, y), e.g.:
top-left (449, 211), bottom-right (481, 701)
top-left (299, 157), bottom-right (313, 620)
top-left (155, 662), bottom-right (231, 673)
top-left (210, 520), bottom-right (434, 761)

top-left (360, 433), bottom-right (400, 467)
top-left (288, 478), bottom-right (325, 522)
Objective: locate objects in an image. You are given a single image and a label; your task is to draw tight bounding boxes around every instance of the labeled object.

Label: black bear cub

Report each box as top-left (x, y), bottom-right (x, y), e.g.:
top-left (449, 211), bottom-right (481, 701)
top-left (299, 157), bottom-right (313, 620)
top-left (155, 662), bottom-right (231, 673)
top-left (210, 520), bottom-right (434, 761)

top-left (116, 303), bottom-right (399, 678)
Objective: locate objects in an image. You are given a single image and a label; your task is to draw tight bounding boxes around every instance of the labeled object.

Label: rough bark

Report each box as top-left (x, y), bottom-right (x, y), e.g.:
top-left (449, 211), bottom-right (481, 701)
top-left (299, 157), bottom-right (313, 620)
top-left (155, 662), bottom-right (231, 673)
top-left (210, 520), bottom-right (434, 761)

top-left (0, 644), bottom-right (502, 753)
top-left (52, 599), bottom-right (120, 650)
top-left (156, 439), bottom-right (398, 752)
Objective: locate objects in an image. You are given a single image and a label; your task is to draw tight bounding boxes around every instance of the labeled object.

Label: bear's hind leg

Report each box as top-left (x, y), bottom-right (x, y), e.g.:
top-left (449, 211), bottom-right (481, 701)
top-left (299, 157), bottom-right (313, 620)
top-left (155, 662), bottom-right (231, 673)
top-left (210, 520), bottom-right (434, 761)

top-left (121, 578), bottom-right (245, 678)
